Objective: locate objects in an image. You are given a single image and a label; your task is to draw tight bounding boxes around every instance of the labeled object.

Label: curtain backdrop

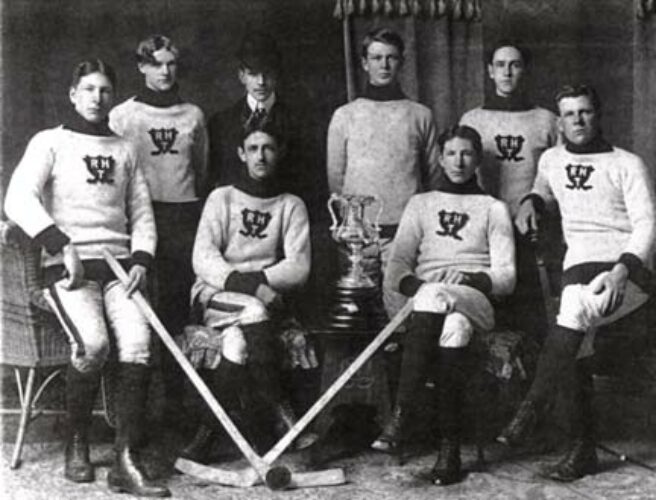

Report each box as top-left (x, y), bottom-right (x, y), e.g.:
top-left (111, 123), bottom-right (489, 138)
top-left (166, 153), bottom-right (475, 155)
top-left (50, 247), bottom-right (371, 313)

top-left (335, 0), bottom-right (484, 131)
top-left (633, 4), bottom-right (656, 171)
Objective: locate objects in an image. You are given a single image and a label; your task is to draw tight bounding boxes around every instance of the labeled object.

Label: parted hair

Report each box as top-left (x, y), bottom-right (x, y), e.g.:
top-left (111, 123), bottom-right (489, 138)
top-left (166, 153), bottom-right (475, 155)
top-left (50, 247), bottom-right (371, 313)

top-left (437, 125), bottom-right (483, 160)
top-left (555, 84), bottom-right (601, 112)
top-left (136, 35), bottom-right (179, 65)
top-left (70, 59), bottom-right (116, 89)
top-left (240, 121), bottom-right (287, 150)
top-left (486, 39), bottom-right (531, 67)
top-left (361, 28), bottom-right (405, 58)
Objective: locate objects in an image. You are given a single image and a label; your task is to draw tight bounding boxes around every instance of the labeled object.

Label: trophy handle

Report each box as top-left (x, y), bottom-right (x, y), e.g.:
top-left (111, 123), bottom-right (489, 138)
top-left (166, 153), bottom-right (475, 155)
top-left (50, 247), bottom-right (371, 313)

top-left (327, 193), bottom-right (341, 232)
top-left (372, 196), bottom-right (384, 235)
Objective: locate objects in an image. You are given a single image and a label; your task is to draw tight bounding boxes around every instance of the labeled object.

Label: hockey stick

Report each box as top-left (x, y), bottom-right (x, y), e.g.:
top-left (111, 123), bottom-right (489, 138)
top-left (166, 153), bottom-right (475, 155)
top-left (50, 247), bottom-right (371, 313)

top-left (102, 250), bottom-right (286, 488)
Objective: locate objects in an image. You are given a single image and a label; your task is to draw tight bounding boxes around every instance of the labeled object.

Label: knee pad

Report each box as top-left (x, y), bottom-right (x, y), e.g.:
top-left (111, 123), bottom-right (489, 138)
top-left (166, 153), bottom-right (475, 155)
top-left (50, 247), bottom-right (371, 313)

top-left (413, 283), bottom-right (455, 314)
top-left (439, 312), bottom-right (473, 348)
top-left (221, 326), bottom-right (248, 365)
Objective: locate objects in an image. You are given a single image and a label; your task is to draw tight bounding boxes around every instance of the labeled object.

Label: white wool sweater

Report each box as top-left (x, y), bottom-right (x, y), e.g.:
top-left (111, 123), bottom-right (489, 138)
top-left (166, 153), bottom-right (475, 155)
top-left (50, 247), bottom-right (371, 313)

top-left (460, 106), bottom-right (558, 215)
top-left (5, 126), bottom-right (156, 266)
top-left (532, 144), bottom-right (656, 270)
top-left (110, 98), bottom-right (208, 202)
top-left (191, 185), bottom-right (311, 300)
top-left (327, 98), bottom-right (441, 225)
top-left (385, 190), bottom-right (516, 297)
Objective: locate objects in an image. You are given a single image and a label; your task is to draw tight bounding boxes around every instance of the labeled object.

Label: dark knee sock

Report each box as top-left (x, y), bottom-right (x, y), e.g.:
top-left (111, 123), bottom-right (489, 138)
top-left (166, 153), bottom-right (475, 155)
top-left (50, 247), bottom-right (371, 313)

top-left (395, 312), bottom-right (444, 408)
top-left (115, 363), bottom-right (150, 448)
top-left (525, 325), bottom-right (585, 407)
top-left (437, 347), bottom-right (469, 440)
top-left (66, 365), bottom-right (101, 433)
top-left (569, 359), bottom-right (595, 442)
top-left (243, 321), bottom-right (283, 404)
top-left (198, 359), bottom-right (247, 428)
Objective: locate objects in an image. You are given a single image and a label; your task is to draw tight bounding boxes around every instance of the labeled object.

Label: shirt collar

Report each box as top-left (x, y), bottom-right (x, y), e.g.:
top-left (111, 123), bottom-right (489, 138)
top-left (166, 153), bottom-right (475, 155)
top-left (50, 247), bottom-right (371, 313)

top-left (247, 92), bottom-right (276, 113)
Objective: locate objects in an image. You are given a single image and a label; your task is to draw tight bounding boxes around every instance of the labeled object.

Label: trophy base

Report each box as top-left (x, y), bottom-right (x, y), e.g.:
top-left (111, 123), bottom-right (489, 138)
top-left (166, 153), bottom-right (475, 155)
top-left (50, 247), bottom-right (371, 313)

top-left (321, 283), bottom-right (388, 331)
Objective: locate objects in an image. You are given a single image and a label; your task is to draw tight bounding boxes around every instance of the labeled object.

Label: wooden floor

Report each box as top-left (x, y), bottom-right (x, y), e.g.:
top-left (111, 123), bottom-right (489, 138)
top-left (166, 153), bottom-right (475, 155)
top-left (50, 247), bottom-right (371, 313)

top-left (2, 415), bottom-right (656, 500)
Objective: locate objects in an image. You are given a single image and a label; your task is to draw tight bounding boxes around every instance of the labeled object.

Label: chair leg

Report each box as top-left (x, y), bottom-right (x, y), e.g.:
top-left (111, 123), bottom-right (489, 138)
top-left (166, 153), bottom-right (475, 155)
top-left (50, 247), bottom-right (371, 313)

top-left (11, 367), bottom-right (36, 469)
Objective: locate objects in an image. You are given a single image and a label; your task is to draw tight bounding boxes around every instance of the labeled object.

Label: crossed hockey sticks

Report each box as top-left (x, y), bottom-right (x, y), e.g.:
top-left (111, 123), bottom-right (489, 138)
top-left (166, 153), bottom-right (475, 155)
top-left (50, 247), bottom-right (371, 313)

top-left (104, 249), bottom-right (413, 488)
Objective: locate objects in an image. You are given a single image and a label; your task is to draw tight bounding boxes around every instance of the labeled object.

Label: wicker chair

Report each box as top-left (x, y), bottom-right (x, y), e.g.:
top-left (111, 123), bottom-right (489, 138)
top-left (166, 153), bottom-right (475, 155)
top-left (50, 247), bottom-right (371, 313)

top-left (1, 221), bottom-right (115, 469)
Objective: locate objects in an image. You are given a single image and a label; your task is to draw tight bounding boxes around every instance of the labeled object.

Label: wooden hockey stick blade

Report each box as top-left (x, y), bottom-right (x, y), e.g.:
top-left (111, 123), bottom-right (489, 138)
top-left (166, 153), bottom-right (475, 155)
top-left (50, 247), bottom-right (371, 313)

top-left (596, 443), bottom-right (656, 473)
top-left (175, 458), bottom-right (260, 487)
top-left (102, 250), bottom-right (286, 488)
top-left (263, 301), bottom-right (414, 466)
top-left (176, 458), bottom-right (346, 489)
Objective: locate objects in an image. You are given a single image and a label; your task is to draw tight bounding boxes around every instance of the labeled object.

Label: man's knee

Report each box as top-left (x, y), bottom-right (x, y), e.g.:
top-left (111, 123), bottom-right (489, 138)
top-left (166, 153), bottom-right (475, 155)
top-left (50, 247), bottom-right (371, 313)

top-left (221, 326), bottom-right (248, 365)
top-left (413, 283), bottom-right (455, 314)
top-left (557, 284), bottom-right (598, 331)
top-left (439, 312), bottom-right (473, 348)
top-left (70, 338), bottom-right (110, 373)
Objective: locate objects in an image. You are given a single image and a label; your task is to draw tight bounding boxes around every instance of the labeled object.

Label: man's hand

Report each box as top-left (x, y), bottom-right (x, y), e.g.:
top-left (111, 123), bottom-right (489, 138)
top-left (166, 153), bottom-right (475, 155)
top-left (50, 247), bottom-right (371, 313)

top-left (515, 198), bottom-right (539, 235)
top-left (255, 283), bottom-right (283, 310)
top-left (125, 264), bottom-right (147, 297)
top-left (433, 268), bottom-right (466, 285)
top-left (61, 243), bottom-right (84, 290)
top-left (590, 264), bottom-right (629, 316)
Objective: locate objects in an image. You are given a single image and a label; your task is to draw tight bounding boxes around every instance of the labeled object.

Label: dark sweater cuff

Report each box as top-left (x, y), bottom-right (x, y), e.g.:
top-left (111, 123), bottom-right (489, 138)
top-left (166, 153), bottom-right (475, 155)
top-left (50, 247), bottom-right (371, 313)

top-left (131, 251), bottom-right (153, 270)
top-left (399, 275), bottom-right (425, 297)
top-left (519, 193), bottom-right (545, 213)
top-left (617, 253), bottom-right (644, 281)
top-left (33, 225), bottom-right (70, 255)
top-left (462, 272), bottom-right (493, 295)
top-left (224, 271), bottom-right (268, 296)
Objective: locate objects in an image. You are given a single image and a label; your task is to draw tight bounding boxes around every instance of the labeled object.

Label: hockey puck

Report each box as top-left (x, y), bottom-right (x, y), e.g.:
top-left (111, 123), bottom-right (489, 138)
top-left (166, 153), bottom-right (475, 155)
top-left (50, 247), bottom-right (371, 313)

top-left (265, 466), bottom-right (292, 490)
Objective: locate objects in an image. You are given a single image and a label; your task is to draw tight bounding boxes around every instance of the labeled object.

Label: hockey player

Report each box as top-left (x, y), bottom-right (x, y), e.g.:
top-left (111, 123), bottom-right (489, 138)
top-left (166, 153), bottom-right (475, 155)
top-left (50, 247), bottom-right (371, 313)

top-left (180, 121), bottom-right (316, 461)
top-left (4, 60), bottom-right (169, 497)
top-left (497, 84), bottom-right (656, 481)
top-left (371, 125), bottom-right (516, 485)
top-left (460, 40), bottom-right (558, 341)
top-left (109, 35), bottom-right (208, 423)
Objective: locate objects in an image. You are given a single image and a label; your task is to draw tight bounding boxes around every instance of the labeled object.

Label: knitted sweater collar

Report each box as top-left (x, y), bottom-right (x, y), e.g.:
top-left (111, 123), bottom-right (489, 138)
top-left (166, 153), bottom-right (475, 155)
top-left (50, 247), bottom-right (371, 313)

top-left (134, 83), bottom-right (183, 108)
top-left (234, 171), bottom-right (282, 198)
top-left (564, 135), bottom-right (613, 154)
top-left (362, 82), bottom-right (406, 101)
top-left (483, 91), bottom-right (534, 112)
top-left (63, 113), bottom-right (113, 136)
top-left (436, 174), bottom-right (484, 195)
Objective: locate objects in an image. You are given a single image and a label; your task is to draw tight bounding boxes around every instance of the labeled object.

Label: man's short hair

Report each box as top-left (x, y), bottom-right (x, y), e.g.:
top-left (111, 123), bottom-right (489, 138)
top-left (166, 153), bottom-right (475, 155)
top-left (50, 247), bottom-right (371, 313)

top-left (240, 121), bottom-right (286, 150)
top-left (437, 124), bottom-right (483, 160)
top-left (361, 28), bottom-right (405, 58)
top-left (237, 31), bottom-right (281, 74)
top-left (555, 84), bottom-right (602, 112)
top-left (136, 35), bottom-right (178, 65)
top-left (485, 39), bottom-right (531, 67)
top-left (71, 59), bottom-right (117, 89)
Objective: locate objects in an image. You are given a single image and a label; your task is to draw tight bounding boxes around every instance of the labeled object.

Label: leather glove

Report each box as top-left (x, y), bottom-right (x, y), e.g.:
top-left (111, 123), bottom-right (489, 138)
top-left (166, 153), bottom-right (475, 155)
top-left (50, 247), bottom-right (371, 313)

top-left (280, 319), bottom-right (318, 370)
top-left (178, 325), bottom-right (224, 370)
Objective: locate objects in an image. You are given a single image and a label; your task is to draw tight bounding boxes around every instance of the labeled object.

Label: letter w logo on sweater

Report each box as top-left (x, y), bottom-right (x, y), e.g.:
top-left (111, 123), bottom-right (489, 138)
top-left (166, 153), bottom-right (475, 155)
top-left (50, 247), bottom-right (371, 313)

top-left (565, 164), bottom-right (594, 190)
top-left (436, 210), bottom-right (469, 240)
top-left (84, 155), bottom-right (115, 184)
top-left (494, 134), bottom-right (525, 161)
top-left (239, 209), bottom-right (272, 239)
top-left (148, 128), bottom-right (179, 155)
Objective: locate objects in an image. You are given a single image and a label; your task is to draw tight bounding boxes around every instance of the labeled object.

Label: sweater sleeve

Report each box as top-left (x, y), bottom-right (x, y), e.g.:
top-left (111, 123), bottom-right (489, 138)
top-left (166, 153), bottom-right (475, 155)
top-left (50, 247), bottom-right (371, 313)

top-left (620, 156), bottom-right (656, 264)
top-left (530, 151), bottom-right (555, 205)
top-left (421, 113), bottom-right (442, 191)
top-left (326, 107), bottom-right (347, 194)
top-left (487, 200), bottom-right (516, 296)
top-left (192, 190), bottom-right (235, 289)
top-left (4, 130), bottom-right (61, 240)
top-left (125, 150), bottom-right (157, 259)
top-left (262, 197), bottom-right (311, 291)
top-left (384, 196), bottom-right (423, 293)
top-left (192, 109), bottom-right (210, 198)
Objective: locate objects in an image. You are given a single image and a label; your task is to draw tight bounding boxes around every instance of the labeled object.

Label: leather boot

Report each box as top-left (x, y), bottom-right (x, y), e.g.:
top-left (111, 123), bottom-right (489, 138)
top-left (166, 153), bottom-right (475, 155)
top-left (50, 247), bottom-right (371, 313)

top-left (64, 366), bottom-right (100, 483)
top-left (429, 438), bottom-right (462, 485)
top-left (371, 404), bottom-right (406, 453)
top-left (497, 399), bottom-right (539, 447)
top-left (541, 439), bottom-right (598, 482)
top-left (107, 363), bottom-right (170, 497)
top-left (179, 425), bottom-right (216, 464)
top-left (274, 400), bottom-right (319, 451)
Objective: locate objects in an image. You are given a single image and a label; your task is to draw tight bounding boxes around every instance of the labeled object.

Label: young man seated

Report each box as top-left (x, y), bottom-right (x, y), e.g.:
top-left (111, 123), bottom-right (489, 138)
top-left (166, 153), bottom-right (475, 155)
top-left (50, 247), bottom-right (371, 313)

top-left (371, 125), bottom-right (516, 485)
top-left (180, 122), bottom-right (316, 461)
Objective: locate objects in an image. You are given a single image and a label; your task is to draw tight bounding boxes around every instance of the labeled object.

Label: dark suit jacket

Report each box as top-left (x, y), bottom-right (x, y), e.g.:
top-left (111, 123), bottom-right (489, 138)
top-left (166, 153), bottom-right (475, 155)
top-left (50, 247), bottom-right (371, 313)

top-left (207, 96), bottom-right (326, 222)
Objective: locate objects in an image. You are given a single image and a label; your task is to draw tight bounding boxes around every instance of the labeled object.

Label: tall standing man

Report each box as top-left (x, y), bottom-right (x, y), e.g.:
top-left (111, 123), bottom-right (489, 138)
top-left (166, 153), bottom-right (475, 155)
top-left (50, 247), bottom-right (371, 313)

top-left (460, 40), bottom-right (559, 340)
top-left (327, 27), bottom-right (441, 318)
top-left (110, 35), bottom-right (208, 424)
top-left (497, 84), bottom-right (656, 482)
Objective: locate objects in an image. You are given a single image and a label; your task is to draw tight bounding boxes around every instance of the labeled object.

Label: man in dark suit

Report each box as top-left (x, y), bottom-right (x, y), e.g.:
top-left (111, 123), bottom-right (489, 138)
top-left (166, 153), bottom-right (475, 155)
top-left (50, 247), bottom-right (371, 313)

top-left (207, 31), bottom-right (322, 221)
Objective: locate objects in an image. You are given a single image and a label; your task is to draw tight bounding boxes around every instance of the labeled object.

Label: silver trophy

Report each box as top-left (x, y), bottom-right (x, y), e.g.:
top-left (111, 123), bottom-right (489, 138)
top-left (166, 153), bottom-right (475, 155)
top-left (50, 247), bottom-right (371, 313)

top-left (324, 193), bottom-right (387, 330)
